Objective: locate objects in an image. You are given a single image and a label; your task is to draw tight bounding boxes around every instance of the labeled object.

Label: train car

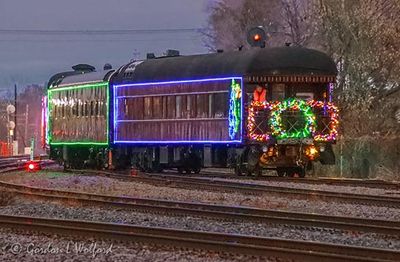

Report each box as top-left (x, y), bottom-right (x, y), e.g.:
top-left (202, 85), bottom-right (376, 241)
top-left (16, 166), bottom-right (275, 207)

top-left (111, 46), bottom-right (339, 176)
top-left (45, 46), bottom-right (338, 177)
top-left (46, 65), bottom-right (114, 169)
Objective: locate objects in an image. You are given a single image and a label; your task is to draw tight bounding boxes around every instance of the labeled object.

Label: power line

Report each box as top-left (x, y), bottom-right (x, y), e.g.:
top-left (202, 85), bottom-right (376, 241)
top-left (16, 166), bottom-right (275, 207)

top-left (0, 28), bottom-right (203, 35)
top-left (0, 37), bottom-right (200, 43)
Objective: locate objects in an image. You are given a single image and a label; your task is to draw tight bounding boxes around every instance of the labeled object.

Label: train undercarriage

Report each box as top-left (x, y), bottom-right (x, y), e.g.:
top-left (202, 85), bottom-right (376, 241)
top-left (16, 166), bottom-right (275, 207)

top-left (234, 142), bottom-right (335, 177)
top-left (50, 142), bottom-right (335, 178)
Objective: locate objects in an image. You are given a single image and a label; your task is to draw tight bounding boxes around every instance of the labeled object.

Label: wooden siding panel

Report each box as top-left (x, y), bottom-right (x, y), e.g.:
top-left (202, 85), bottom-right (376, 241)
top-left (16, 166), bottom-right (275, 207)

top-left (114, 79), bottom-right (238, 142)
top-left (117, 120), bottom-right (229, 141)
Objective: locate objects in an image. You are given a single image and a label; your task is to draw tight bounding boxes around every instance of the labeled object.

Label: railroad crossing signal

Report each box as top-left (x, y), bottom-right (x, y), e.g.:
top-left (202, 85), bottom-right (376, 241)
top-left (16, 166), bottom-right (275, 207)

top-left (247, 27), bottom-right (267, 48)
top-left (6, 121), bottom-right (15, 130)
top-left (6, 104), bottom-right (15, 114)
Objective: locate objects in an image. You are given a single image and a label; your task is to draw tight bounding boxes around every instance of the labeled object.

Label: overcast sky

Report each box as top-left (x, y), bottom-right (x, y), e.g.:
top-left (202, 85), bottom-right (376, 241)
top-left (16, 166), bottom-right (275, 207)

top-left (0, 0), bottom-right (211, 92)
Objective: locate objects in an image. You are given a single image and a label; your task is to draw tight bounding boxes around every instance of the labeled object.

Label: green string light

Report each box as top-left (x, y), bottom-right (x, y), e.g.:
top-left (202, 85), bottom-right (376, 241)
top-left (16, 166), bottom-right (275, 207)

top-left (47, 82), bottom-right (109, 146)
top-left (269, 98), bottom-right (316, 139)
top-left (228, 79), bottom-right (242, 139)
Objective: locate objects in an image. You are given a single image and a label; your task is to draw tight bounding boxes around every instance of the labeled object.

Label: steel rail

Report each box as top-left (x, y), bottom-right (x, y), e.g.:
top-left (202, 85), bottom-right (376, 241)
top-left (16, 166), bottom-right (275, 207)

top-left (0, 214), bottom-right (398, 262)
top-left (0, 155), bottom-right (30, 169)
top-left (91, 171), bottom-right (400, 208)
top-left (1, 179), bottom-right (399, 236)
top-left (0, 156), bottom-right (51, 171)
top-left (195, 170), bottom-right (400, 190)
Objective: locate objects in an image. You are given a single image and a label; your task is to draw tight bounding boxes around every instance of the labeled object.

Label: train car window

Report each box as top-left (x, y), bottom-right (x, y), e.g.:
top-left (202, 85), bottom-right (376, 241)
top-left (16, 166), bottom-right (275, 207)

top-left (167, 96), bottom-right (176, 119)
top-left (208, 94), bottom-right (213, 118)
top-left (295, 92), bottom-right (314, 101)
top-left (61, 104), bottom-right (65, 118)
top-left (271, 83), bottom-right (285, 101)
top-left (121, 98), bottom-right (127, 119)
top-left (176, 95), bottom-right (182, 118)
top-left (188, 95), bottom-right (196, 118)
top-left (133, 98), bottom-right (144, 120)
top-left (54, 105), bottom-right (58, 119)
top-left (144, 97), bottom-right (152, 119)
top-left (95, 101), bottom-right (99, 117)
top-left (152, 97), bottom-right (163, 119)
top-left (101, 102), bottom-right (107, 116)
top-left (72, 100), bottom-right (77, 117)
top-left (223, 93), bottom-right (229, 117)
top-left (287, 84), bottom-right (320, 100)
top-left (182, 95), bottom-right (188, 118)
top-left (212, 93), bottom-right (227, 118)
top-left (186, 96), bottom-right (191, 118)
top-left (89, 101), bottom-right (93, 117)
top-left (77, 101), bottom-right (81, 117)
top-left (67, 102), bottom-right (71, 118)
top-left (84, 101), bottom-right (88, 117)
top-left (98, 101), bottom-right (102, 117)
top-left (196, 94), bottom-right (208, 118)
top-left (162, 96), bottom-right (167, 119)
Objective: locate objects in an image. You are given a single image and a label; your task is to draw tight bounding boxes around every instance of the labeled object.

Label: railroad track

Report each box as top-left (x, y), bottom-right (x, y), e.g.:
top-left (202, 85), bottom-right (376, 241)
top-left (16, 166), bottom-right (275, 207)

top-left (172, 169), bottom-right (400, 190)
top-left (83, 170), bottom-right (400, 208)
top-left (1, 179), bottom-right (399, 236)
top-left (0, 155), bottom-right (30, 169)
top-left (1, 167), bottom-right (399, 260)
top-left (1, 214), bottom-right (399, 262)
top-left (0, 155), bottom-right (51, 171)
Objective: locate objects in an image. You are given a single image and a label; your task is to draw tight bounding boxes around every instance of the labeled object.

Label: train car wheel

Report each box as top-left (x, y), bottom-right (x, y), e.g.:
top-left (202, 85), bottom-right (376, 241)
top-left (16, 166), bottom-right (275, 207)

top-left (234, 165), bottom-right (244, 176)
top-left (305, 161), bottom-right (315, 177)
top-left (299, 167), bottom-right (306, 178)
top-left (276, 168), bottom-right (286, 177)
top-left (193, 167), bottom-right (201, 174)
top-left (288, 167), bottom-right (305, 178)
top-left (178, 167), bottom-right (185, 174)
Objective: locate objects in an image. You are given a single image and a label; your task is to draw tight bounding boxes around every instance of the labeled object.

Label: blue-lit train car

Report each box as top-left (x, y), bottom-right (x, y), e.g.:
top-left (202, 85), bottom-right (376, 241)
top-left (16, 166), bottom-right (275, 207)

top-left (111, 47), bottom-right (338, 176)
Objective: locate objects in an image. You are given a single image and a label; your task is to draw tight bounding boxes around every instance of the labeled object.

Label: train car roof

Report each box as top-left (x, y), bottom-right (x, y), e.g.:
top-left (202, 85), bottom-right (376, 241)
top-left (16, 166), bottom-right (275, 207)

top-left (49, 70), bottom-right (114, 89)
top-left (114, 46), bottom-right (337, 84)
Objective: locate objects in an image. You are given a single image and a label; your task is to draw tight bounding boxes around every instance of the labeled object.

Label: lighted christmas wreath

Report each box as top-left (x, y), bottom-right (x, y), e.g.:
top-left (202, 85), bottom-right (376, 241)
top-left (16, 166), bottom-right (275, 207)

top-left (307, 100), bottom-right (339, 142)
top-left (270, 98), bottom-right (316, 139)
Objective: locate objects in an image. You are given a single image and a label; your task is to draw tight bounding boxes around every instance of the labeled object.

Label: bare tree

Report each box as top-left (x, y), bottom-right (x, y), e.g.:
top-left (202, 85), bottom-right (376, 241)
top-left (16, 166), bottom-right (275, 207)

top-left (204, 0), bottom-right (400, 137)
top-left (313, 0), bottom-right (400, 136)
top-left (315, 0), bottom-right (400, 101)
top-left (203, 0), bottom-right (314, 51)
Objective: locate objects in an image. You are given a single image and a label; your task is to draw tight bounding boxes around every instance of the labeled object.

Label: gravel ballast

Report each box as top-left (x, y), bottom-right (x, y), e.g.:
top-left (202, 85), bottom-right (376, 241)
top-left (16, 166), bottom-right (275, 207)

top-left (219, 178), bottom-right (400, 197)
top-left (0, 198), bottom-right (399, 251)
top-left (1, 170), bottom-right (399, 221)
top-left (0, 228), bottom-right (267, 262)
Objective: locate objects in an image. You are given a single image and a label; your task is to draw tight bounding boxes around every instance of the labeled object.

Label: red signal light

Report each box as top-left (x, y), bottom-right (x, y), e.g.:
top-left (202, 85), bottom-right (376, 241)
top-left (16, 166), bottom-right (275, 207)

top-left (253, 34), bottom-right (261, 41)
top-left (25, 161), bottom-right (41, 172)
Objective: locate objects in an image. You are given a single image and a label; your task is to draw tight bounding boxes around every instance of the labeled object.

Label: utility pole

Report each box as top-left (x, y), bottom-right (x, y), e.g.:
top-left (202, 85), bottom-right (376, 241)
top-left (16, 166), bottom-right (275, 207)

top-left (25, 104), bottom-right (29, 146)
top-left (13, 84), bottom-right (18, 155)
top-left (14, 84), bottom-right (17, 141)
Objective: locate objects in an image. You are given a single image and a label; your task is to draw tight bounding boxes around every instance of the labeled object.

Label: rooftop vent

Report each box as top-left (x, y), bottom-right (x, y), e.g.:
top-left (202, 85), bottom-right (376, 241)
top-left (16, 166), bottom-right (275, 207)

top-left (72, 64), bottom-right (95, 72)
top-left (103, 63), bottom-right (112, 70)
top-left (147, 53), bottom-right (156, 59)
top-left (166, 49), bottom-right (180, 57)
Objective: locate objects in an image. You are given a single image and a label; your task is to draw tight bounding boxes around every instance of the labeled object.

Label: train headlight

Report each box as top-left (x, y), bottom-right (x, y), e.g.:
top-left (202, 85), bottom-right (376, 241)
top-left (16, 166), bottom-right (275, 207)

top-left (319, 145), bottom-right (326, 152)
top-left (262, 146), bottom-right (268, 152)
top-left (305, 145), bottom-right (318, 160)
